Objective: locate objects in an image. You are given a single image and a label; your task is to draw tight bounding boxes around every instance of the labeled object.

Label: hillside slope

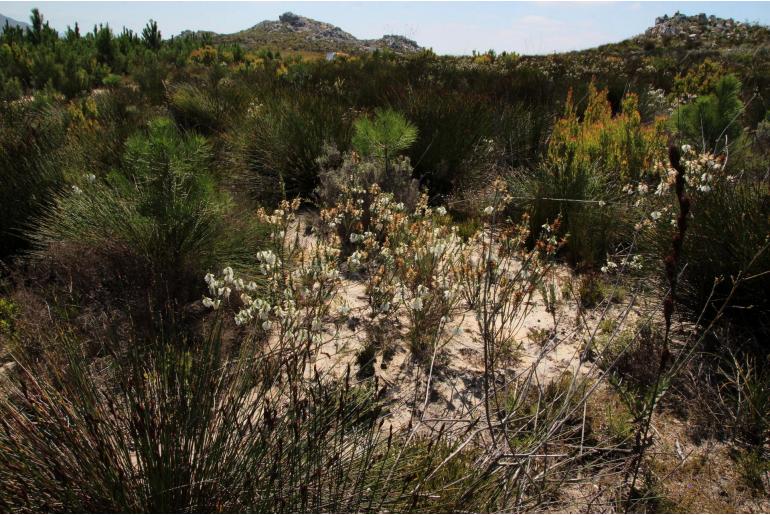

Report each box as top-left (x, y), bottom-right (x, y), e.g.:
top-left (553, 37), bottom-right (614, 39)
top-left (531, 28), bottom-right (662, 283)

top-left (0, 13), bottom-right (30, 31)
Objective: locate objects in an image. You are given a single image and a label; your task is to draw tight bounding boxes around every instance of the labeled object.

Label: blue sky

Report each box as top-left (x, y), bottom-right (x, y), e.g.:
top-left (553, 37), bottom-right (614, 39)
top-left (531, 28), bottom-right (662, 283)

top-left (2, 1), bottom-right (769, 55)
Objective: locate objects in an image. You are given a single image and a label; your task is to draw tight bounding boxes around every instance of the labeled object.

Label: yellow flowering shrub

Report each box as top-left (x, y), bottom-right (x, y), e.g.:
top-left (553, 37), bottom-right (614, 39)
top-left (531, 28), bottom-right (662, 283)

top-left (546, 82), bottom-right (667, 182)
top-left (188, 45), bottom-right (219, 66)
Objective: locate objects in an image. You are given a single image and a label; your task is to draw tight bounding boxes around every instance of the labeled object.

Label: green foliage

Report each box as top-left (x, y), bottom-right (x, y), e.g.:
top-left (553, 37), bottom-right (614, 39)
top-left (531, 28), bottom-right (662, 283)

top-left (31, 117), bottom-right (266, 301)
top-left (0, 327), bottom-right (522, 512)
top-left (672, 74), bottom-right (745, 154)
top-left (0, 9), bottom-right (205, 100)
top-left (316, 109), bottom-right (420, 214)
top-left (351, 108), bottom-right (417, 163)
top-left (402, 87), bottom-right (497, 196)
top-left (0, 298), bottom-right (19, 336)
top-left (672, 58), bottom-right (726, 97)
top-left (142, 19), bottom-right (162, 51)
top-left (229, 91), bottom-right (351, 204)
top-left (514, 84), bottom-right (667, 268)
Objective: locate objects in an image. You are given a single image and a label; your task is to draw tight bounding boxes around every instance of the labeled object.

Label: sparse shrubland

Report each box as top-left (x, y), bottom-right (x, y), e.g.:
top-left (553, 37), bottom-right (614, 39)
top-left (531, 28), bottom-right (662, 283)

top-left (0, 7), bottom-right (769, 513)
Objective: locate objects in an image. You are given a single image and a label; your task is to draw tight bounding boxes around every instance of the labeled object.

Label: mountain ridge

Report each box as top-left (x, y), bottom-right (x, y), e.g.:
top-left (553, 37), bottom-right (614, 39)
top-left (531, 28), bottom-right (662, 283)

top-left (181, 11), bottom-right (422, 54)
top-left (0, 13), bottom-right (31, 31)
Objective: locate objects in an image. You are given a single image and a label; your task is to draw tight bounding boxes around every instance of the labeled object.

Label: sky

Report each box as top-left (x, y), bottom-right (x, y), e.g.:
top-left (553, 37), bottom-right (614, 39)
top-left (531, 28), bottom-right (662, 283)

top-left (1, 1), bottom-right (769, 55)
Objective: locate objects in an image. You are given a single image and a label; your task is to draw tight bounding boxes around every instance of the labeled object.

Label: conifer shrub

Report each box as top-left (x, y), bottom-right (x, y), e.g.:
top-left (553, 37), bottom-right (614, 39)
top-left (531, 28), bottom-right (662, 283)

top-left (31, 118), bottom-right (267, 306)
top-left (671, 74), bottom-right (744, 154)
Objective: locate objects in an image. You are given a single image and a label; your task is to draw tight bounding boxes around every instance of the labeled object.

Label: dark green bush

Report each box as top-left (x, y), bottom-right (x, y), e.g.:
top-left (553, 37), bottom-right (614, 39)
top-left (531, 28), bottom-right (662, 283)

top-left (677, 179), bottom-right (770, 344)
top-left (401, 88), bottom-right (496, 196)
top-left (228, 92), bottom-right (351, 205)
top-left (513, 161), bottom-right (621, 269)
top-left (0, 325), bottom-right (510, 512)
top-left (671, 74), bottom-right (744, 154)
top-left (168, 68), bottom-right (255, 136)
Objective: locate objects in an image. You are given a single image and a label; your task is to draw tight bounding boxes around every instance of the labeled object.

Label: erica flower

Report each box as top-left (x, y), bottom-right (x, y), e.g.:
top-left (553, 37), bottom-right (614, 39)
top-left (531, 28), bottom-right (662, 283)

top-left (408, 297), bottom-right (423, 311)
top-left (202, 297), bottom-right (221, 310)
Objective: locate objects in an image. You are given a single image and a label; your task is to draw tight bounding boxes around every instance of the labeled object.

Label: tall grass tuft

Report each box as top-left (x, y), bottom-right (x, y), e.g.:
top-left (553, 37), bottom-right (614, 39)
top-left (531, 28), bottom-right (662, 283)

top-left (0, 100), bottom-right (68, 260)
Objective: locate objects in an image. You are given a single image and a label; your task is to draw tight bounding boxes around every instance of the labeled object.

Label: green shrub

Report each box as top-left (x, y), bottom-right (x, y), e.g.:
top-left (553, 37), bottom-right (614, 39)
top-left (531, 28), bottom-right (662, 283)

top-left (401, 88), bottom-right (496, 196)
top-left (671, 74), bottom-right (744, 154)
top-left (32, 118), bottom-right (266, 304)
top-left (229, 92), bottom-right (351, 205)
top-left (169, 82), bottom-right (223, 133)
top-left (513, 84), bottom-right (666, 268)
top-left (316, 109), bottom-right (420, 213)
top-left (676, 180), bottom-right (770, 343)
top-left (0, 326), bottom-right (522, 512)
top-left (351, 107), bottom-right (417, 162)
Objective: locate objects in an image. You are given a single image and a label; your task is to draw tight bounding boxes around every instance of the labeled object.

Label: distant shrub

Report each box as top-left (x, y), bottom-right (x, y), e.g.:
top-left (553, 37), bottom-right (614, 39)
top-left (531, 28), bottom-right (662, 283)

top-left (546, 83), bottom-right (667, 183)
top-left (672, 58), bottom-right (726, 98)
top-left (131, 54), bottom-right (169, 104)
top-left (62, 89), bottom-right (148, 181)
top-left (169, 82), bottom-right (223, 134)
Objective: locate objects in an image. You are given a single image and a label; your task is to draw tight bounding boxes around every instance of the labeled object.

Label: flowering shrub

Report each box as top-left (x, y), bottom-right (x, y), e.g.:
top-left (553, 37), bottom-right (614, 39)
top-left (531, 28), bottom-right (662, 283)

top-left (460, 180), bottom-right (564, 427)
top-left (316, 109), bottom-right (421, 256)
top-left (331, 187), bottom-right (464, 361)
top-left (203, 199), bottom-right (342, 360)
top-left (546, 82), bottom-right (667, 183)
top-left (205, 175), bottom-right (563, 372)
top-left (517, 83), bottom-right (668, 268)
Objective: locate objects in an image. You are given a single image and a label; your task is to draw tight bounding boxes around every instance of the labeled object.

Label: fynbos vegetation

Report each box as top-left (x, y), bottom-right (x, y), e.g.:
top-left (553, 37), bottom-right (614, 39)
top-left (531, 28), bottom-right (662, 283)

top-left (0, 7), bottom-right (769, 513)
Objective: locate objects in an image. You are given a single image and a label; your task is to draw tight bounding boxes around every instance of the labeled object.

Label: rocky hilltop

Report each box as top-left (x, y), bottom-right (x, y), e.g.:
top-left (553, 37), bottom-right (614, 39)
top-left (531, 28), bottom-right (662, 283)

top-left (199, 12), bottom-right (422, 54)
top-left (640, 11), bottom-right (763, 47)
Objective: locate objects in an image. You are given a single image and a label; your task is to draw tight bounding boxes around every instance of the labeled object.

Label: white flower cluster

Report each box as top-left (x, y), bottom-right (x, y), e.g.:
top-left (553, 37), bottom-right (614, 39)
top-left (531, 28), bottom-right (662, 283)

top-left (601, 254), bottom-right (643, 274)
top-left (202, 266), bottom-right (258, 311)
